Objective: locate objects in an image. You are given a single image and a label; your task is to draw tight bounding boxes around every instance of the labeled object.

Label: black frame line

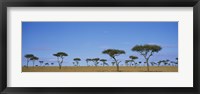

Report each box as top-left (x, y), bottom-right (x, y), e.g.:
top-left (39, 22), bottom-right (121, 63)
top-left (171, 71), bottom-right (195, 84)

top-left (0, 0), bottom-right (200, 94)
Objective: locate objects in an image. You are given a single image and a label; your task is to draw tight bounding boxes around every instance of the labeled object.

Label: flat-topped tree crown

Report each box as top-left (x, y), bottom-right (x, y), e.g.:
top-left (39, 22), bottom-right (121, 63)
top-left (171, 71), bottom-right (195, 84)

top-left (53, 53), bottom-right (59, 57)
top-left (125, 60), bottom-right (131, 63)
top-left (93, 58), bottom-right (100, 61)
top-left (53, 52), bottom-right (68, 57)
top-left (102, 49), bottom-right (125, 58)
top-left (132, 44), bottom-right (162, 54)
top-left (74, 58), bottom-right (81, 61)
top-left (30, 56), bottom-right (39, 60)
top-left (86, 58), bottom-right (92, 61)
top-left (100, 58), bottom-right (107, 61)
top-left (25, 54), bottom-right (34, 58)
top-left (129, 55), bottom-right (138, 60)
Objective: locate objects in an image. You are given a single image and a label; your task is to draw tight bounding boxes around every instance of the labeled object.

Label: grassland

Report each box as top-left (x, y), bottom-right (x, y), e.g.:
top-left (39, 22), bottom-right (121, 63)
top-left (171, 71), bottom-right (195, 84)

top-left (22, 66), bottom-right (178, 72)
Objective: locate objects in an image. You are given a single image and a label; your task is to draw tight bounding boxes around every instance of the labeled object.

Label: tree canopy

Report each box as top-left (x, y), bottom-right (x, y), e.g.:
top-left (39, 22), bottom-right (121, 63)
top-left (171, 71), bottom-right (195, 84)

top-left (86, 58), bottom-right (92, 62)
top-left (102, 49), bottom-right (125, 57)
top-left (74, 58), bottom-right (81, 61)
top-left (92, 58), bottom-right (100, 61)
top-left (30, 56), bottom-right (39, 61)
top-left (100, 59), bottom-right (107, 62)
top-left (129, 55), bottom-right (138, 60)
top-left (25, 54), bottom-right (34, 58)
top-left (53, 52), bottom-right (68, 57)
top-left (132, 44), bottom-right (162, 54)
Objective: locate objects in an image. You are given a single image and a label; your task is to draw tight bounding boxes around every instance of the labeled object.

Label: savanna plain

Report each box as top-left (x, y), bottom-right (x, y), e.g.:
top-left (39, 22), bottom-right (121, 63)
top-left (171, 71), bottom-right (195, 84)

top-left (22, 66), bottom-right (178, 72)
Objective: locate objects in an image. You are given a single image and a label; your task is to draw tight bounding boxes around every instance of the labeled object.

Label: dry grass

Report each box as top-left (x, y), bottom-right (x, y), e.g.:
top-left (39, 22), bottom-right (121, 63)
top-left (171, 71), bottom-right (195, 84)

top-left (22, 66), bottom-right (178, 72)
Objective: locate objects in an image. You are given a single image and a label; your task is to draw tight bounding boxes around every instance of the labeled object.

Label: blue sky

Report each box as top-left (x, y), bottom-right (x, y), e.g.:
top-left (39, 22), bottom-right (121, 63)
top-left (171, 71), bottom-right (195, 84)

top-left (22, 22), bottom-right (178, 66)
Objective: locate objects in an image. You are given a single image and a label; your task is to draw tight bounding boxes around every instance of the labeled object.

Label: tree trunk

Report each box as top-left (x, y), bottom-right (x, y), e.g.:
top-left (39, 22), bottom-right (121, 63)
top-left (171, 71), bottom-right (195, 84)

top-left (59, 58), bottom-right (64, 69)
top-left (146, 59), bottom-right (149, 72)
top-left (27, 60), bottom-right (29, 68)
top-left (76, 61), bottom-right (79, 66)
top-left (95, 62), bottom-right (98, 67)
top-left (116, 64), bottom-right (119, 72)
top-left (59, 65), bottom-right (61, 69)
top-left (113, 57), bottom-right (119, 72)
top-left (57, 57), bottom-right (59, 63)
top-left (59, 63), bottom-right (61, 69)
top-left (33, 61), bottom-right (35, 67)
top-left (133, 61), bottom-right (136, 67)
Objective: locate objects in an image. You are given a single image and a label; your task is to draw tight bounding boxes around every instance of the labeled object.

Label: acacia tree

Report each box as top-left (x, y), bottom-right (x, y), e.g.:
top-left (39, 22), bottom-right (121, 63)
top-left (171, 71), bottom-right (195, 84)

top-left (125, 60), bottom-right (130, 66)
top-left (53, 52), bottom-right (68, 69)
top-left (39, 61), bottom-right (44, 66)
top-left (24, 54), bottom-right (34, 68)
top-left (92, 58), bottom-right (100, 66)
top-left (150, 62), bottom-right (156, 66)
top-left (138, 61), bottom-right (142, 66)
top-left (129, 56), bottom-right (138, 67)
top-left (162, 59), bottom-right (170, 66)
top-left (74, 58), bottom-right (81, 66)
top-left (30, 56), bottom-right (39, 67)
top-left (86, 58), bottom-right (92, 66)
top-left (176, 58), bottom-right (178, 66)
top-left (45, 63), bottom-right (49, 66)
top-left (170, 61), bottom-right (174, 66)
top-left (100, 59), bottom-right (107, 66)
top-left (111, 62), bottom-right (115, 66)
top-left (104, 63), bottom-right (109, 66)
top-left (72, 62), bottom-right (76, 66)
top-left (166, 59), bottom-right (170, 65)
top-left (163, 61), bottom-right (168, 66)
top-left (157, 60), bottom-right (162, 66)
top-left (102, 49), bottom-right (125, 72)
top-left (132, 44), bottom-right (162, 72)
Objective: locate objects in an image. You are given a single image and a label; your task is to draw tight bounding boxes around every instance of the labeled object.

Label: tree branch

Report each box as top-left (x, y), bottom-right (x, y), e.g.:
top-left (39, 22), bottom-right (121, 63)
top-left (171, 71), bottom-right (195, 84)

top-left (139, 51), bottom-right (147, 59)
top-left (147, 51), bottom-right (153, 59)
